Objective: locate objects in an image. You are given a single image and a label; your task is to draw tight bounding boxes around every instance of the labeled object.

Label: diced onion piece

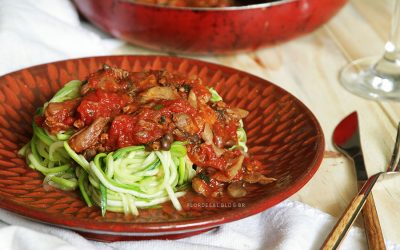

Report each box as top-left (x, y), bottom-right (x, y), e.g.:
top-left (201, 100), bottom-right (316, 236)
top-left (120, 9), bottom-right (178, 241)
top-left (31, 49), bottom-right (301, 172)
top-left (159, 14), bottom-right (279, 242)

top-left (211, 144), bottom-right (224, 157)
top-left (201, 123), bottom-right (213, 144)
top-left (226, 155), bottom-right (244, 179)
top-left (188, 90), bottom-right (197, 108)
top-left (202, 123), bottom-right (224, 157)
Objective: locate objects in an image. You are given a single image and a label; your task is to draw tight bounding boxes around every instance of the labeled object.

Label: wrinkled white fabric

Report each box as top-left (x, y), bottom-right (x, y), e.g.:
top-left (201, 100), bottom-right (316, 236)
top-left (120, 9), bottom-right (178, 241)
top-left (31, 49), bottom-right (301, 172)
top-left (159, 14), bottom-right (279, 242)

top-left (0, 200), bottom-right (368, 250)
top-left (0, 0), bottom-right (122, 76)
top-left (0, 1), bottom-right (396, 250)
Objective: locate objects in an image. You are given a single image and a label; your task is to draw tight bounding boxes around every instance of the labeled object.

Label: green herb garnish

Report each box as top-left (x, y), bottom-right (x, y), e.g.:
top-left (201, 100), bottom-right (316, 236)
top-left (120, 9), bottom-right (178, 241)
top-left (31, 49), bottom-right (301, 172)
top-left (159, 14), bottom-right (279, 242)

top-left (154, 104), bottom-right (164, 110)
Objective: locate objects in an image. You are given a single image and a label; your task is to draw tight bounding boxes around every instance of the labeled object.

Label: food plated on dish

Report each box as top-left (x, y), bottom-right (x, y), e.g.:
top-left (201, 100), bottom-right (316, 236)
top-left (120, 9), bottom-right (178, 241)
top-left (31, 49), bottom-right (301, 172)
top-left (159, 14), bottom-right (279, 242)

top-left (0, 56), bottom-right (324, 240)
top-left (19, 65), bottom-right (275, 216)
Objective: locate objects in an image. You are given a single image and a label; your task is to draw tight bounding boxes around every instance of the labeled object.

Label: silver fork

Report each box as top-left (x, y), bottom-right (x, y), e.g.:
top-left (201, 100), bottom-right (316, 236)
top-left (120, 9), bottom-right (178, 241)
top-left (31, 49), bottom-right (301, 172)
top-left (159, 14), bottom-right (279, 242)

top-left (322, 122), bottom-right (400, 249)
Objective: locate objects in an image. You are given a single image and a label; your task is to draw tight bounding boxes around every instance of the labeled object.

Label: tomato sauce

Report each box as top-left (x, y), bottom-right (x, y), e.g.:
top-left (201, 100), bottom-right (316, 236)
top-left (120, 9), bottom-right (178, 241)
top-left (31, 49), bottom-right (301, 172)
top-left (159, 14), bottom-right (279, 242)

top-left (84, 69), bottom-right (130, 93)
top-left (187, 144), bottom-right (227, 170)
top-left (77, 90), bottom-right (130, 125)
top-left (39, 67), bottom-right (275, 199)
top-left (213, 120), bottom-right (238, 147)
top-left (107, 114), bottom-right (163, 149)
top-left (41, 99), bottom-right (80, 134)
top-left (107, 99), bottom-right (201, 149)
top-left (158, 99), bottom-right (198, 117)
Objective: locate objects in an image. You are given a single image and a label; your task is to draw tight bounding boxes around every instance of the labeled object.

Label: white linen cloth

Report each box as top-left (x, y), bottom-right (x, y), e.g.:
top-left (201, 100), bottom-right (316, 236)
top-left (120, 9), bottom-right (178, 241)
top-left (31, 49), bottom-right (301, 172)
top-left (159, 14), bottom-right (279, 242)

top-left (0, 201), bottom-right (368, 250)
top-left (0, 1), bottom-right (393, 249)
top-left (0, 0), bottom-right (123, 76)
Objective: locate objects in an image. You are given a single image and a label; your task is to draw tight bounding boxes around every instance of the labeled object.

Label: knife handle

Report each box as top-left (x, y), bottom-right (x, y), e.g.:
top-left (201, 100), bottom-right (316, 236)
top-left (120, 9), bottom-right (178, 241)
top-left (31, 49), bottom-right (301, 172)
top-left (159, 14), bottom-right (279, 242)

top-left (321, 193), bottom-right (365, 250)
top-left (321, 173), bottom-right (381, 250)
top-left (361, 193), bottom-right (386, 250)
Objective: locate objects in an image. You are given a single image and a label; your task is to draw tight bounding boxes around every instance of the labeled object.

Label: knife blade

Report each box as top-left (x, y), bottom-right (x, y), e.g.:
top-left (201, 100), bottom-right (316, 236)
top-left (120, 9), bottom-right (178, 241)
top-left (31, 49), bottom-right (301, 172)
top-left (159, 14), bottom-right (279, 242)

top-left (332, 111), bottom-right (385, 249)
top-left (332, 111), bottom-right (368, 182)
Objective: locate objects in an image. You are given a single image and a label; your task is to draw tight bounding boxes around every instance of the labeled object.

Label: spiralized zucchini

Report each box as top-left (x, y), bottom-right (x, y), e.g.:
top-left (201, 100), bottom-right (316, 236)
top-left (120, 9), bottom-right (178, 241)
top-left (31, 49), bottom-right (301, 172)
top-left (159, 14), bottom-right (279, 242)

top-left (18, 80), bottom-right (82, 192)
top-left (233, 120), bottom-right (248, 152)
top-left (19, 80), bottom-right (248, 216)
top-left (64, 141), bottom-right (195, 215)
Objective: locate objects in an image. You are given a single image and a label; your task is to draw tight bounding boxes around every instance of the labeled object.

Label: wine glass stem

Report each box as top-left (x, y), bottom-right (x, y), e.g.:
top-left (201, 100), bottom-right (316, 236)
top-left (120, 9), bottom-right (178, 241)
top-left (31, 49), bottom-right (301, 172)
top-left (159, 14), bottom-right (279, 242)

top-left (374, 0), bottom-right (400, 76)
top-left (384, 0), bottom-right (400, 61)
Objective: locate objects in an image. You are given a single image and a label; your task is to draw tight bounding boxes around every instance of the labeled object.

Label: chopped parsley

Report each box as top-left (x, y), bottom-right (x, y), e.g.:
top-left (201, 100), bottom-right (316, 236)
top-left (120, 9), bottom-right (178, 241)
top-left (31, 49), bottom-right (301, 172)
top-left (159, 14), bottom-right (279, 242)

top-left (154, 104), bottom-right (164, 110)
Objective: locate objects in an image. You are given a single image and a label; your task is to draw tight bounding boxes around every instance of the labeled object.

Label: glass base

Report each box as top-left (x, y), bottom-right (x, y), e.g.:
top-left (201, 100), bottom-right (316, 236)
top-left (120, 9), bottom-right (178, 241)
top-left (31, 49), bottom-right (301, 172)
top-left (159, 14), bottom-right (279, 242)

top-left (339, 56), bottom-right (400, 101)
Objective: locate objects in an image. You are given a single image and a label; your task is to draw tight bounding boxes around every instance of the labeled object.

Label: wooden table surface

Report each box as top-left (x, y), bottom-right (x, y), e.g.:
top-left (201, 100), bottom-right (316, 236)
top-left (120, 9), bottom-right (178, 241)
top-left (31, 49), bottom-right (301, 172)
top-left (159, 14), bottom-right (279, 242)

top-left (114, 0), bottom-right (400, 245)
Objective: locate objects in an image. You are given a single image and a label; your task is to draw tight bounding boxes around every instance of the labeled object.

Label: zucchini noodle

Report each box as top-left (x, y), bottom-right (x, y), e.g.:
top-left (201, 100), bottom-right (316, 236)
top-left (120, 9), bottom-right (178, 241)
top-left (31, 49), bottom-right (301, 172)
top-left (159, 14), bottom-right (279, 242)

top-left (22, 126), bottom-right (78, 191)
top-left (72, 142), bottom-right (194, 215)
top-left (18, 80), bottom-right (82, 191)
top-left (19, 79), bottom-right (248, 216)
top-left (233, 120), bottom-right (248, 152)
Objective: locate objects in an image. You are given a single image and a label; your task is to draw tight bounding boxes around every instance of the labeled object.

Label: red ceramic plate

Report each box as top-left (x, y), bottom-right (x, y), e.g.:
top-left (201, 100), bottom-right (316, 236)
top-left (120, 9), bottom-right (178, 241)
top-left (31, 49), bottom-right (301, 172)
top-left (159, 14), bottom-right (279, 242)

top-left (0, 56), bottom-right (324, 241)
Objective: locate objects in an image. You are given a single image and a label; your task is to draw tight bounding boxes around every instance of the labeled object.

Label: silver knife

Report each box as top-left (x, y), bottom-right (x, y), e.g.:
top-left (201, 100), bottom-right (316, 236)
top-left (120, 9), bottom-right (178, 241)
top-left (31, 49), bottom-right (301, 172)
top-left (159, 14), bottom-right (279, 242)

top-left (331, 111), bottom-right (385, 249)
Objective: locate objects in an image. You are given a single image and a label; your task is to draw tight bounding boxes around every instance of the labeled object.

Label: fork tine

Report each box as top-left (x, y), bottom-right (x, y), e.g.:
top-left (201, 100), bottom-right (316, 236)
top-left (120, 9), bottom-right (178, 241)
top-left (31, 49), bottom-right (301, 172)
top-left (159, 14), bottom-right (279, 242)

top-left (388, 122), bottom-right (400, 172)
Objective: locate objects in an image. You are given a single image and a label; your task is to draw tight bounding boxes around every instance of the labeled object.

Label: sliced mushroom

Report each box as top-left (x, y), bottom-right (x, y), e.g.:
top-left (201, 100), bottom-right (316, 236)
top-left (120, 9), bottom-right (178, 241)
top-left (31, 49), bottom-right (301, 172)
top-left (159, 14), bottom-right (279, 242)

top-left (213, 155), bottom-right (244, 182)
top-left (201, 123), bottom-right (224, 156)
top-left (226, 107), bottom-right (249, 119)
top-left (44, 98), bottom-right (80, 117)
top-left (191, 177), bottom-right (210, 197)
top-left (68, 117), bottom-right (110, 153)
top-left (122, 103), bottom-right (138, 114)
top-left (81, 67), bottom-right (130, 95)
top-left (139, 86), bottom-right (179, 103)
top-left (243, 172), bottom-right (276, 185)
top-left (227, 181), bottom-right (247, 198)
top-left (173, 113), bottom-right (198, 135)
top-left (226, 155), bottom-right (244, 179)
top-left (43, 98), bottom-right (81, 134)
